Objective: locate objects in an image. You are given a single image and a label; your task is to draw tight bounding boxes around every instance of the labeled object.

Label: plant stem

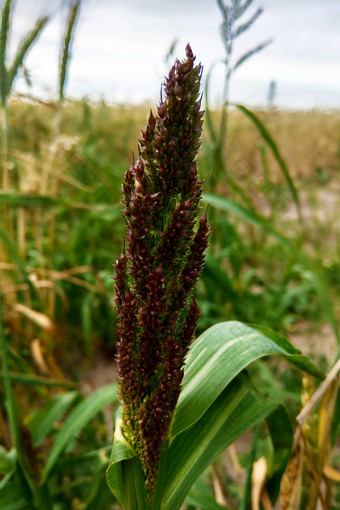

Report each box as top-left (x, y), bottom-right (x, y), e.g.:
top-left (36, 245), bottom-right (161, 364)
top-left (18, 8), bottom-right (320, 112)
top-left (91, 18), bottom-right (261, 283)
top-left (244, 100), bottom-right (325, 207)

top-left (1, 101), bottom-right (8, 189)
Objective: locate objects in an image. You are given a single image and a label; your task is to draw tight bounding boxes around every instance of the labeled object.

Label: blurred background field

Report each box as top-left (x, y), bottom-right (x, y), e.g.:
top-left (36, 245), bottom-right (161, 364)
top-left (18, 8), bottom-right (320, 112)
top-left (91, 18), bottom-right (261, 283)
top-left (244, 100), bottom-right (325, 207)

top-left (0, 0), bottom-right (339, 508)
top-left (3, 99), bottom-right (340, 367)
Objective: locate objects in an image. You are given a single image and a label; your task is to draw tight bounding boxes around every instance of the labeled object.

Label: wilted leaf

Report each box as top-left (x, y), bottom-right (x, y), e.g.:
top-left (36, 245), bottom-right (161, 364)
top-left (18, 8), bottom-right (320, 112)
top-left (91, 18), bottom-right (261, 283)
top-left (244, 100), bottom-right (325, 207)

top-left (280, 428), bottom-right (303, 510)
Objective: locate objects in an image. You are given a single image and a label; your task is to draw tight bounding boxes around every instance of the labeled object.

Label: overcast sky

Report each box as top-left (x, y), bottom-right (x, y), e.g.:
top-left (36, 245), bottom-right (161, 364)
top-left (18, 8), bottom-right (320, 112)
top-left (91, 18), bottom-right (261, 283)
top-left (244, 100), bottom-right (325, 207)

top-left (5, 0), bottom-right (340, 109)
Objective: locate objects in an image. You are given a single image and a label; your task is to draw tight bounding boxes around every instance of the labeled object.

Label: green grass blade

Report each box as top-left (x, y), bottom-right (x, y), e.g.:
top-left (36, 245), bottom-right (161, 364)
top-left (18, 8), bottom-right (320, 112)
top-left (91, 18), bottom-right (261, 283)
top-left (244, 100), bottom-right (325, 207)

top-left (27, 391), bottom-right (80, 447)
top-left (0, 371), bottom-right (76, 388)
top-left (0, 193), bottom-right (58, 207)
top-left (236, 104), bottom-right (301, 220)
top-left (163, 376), bottom-right (276, 510)
top-left (42, 383), bottom-right (118, 482)
top-left (266, 407), bottom-right (294, 502)
top-left (0, 0), bottom-right (11, 105)
top-left (233, 39), bottom-right (272, 72)
top-left (0, 225), bottom-right (34, 291)
top-left (0, 294), bottom-right (19, 450)
top-left (170, 321), bottom-right (321, 438)
top-left (240, 423), bottom-right (260, 510)
top-left (7, 16), bottom-right (48, 95)
top-left (59, 0), bottom-right (81, 101)
top-left (202, 192), bottom-right (291, 247)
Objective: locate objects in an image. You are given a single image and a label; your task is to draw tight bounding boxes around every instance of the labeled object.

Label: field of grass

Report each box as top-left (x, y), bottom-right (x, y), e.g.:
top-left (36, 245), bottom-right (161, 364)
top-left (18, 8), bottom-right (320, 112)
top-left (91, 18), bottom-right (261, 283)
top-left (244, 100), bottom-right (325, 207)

top-left (3, 99), bottom-right (340, 358)
top-left (1, 95), bottom-right (340, 508)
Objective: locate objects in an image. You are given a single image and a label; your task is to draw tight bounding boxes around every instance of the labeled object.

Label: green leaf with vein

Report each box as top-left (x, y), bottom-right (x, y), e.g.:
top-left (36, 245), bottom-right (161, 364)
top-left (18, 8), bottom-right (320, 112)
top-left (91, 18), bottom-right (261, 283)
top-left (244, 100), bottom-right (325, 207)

top-left (42, 383), bottom-right (118, 482)
top-left (163, 376), bottom-right (275, 510)
top-left (106, 414), bottom-right (149, 509)
top-left (171, 321), bottom-right (322, 438)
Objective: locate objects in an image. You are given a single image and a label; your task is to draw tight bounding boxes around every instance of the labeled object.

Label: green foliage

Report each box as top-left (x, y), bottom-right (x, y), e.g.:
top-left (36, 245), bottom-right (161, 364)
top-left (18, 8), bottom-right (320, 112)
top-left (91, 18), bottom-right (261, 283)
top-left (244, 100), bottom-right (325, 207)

top-left (42, 383), bottom-right (118, 482)
top-left (106, 322), bottom-right (321, 509)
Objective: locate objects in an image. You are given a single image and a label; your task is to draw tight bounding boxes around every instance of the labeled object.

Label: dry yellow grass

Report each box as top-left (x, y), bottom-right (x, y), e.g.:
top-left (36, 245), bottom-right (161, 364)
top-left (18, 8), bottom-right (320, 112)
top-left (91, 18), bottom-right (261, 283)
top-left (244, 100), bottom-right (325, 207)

top-left (224, 108), bottom-right (340, 179)
top-left (7, 98), bottom-right (340, 181)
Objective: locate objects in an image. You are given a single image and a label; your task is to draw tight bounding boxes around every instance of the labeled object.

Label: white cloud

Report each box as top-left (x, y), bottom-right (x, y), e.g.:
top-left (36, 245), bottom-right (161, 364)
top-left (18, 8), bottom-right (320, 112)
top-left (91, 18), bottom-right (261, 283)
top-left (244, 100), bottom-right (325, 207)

top-left (6, 0), bottom-right (340, 109)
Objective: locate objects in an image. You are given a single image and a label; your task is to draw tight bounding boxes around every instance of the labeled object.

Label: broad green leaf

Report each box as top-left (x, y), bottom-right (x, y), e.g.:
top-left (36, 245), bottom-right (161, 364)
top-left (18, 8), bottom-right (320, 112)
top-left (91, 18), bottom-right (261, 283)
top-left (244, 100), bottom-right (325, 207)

top-left (163, 377), bottom-right (276, 510)
top-left (235, 104), bottom-right (301, 220)
top-left (42, 383), bottom-right (118, 482)
top-left (27, 391), bottom-right (79, 446)
top-left (171, 321), bottom-right (321, 438)
top-left (106, 414), bottom-right (149, 509)
top-left (249, 324), bottom-right (324, 378)
top-left (59, 0), bottom-right (81, 101)
top-left (0, 299), bottom-right (37, 502)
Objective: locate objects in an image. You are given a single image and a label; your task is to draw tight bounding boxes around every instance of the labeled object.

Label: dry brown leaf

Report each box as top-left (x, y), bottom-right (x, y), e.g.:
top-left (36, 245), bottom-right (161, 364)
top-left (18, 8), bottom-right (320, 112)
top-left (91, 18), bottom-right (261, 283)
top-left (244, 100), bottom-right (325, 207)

top-left (31, 338), bottom-right (50, 375)
top-left (228, 443), bottom-right (244, 484)
top-left (317, 379), bottom-right (338, 469)
top-left (211, 462), bottom-right (228, 506)
top-left (280, 427), bottom-right (304, 510)
top-left (324, 464), bottom-right (340, 482)
top-left (261, 489), bottom-right (273, 510)
top-left (1, 283), bottom-right (30, 294)
top-left (251, 456), bottom-right (267, 510)
top-left (14, 303), bottom-right (54, 332)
